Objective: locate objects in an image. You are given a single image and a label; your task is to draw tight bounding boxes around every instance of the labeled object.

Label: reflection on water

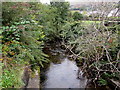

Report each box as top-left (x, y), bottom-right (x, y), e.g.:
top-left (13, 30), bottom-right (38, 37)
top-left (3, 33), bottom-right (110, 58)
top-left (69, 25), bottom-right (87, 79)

top-left (41, 44), bottom-right (87, 88)
top-left (42, 58), bottom-right (87, 88)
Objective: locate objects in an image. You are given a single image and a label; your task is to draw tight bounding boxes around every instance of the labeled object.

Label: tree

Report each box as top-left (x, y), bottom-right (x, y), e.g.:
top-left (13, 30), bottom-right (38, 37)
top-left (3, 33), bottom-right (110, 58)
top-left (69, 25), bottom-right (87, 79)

top-left (2, 2), bottom-right (31, 26)
top-left (62, 2), bottom-right (120, 86)
top-left (73, 12), bottom-right (83, 21)
top-left (49, 1), bottom-right (70, 39)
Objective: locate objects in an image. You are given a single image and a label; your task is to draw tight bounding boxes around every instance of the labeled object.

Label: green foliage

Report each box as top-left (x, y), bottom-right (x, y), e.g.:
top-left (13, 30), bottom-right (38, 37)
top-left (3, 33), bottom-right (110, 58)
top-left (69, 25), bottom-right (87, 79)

top-left (1, 2), bottom-right (70, 87)
top-left (2, 68), bottom-right (24, 88)
top-left (62, 19), bottom-right (119, 86)
top-left (20, 23), bottom-right (49, 68)
top-left (2, 1), bottom-right (119, 88)
top-left (50, 2), bottom-right (69, 21)
top-left (2, 2), bottom-right (49, 88)
top-left (61, 21), bottom-right (83, 42)
top-left (73, 12), bottom-right (83, 21)
top-left (2, 25), bottom-right (21, 42)
top-left (2, 2), bottom-right (31, 25)
top-left (98, 78), bottom-right (108, 86)
top-left (0, 63), bottom-right (3, 88)
top-left (103, 72), bottom-right (120, 80)
top-left (41, 2), bottom-right (70, 40)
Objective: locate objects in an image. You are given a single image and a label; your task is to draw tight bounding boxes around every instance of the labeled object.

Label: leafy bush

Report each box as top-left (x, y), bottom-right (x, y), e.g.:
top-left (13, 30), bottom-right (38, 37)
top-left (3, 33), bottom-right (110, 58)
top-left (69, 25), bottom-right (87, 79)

top-left (73, 12), bottom-right (83, 21)
top-left (2, 68), bottom-right (24, 88)
top-left (2, 2), bottom-right (31, 26)
top-left (62, 20), bottom-right (120, 86)
top-left (2, 2), bottom-right (49, 88)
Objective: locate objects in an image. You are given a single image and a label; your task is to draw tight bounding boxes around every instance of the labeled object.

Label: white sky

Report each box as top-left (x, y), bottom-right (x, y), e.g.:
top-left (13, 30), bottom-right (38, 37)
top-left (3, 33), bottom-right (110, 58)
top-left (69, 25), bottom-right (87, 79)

top-left (40, 0), bottom-right (120, 4)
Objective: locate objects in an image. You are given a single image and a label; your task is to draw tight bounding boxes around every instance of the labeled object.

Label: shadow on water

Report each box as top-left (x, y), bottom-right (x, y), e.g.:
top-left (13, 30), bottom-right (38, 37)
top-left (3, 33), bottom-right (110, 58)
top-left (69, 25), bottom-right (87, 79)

top-left (40, 43), bottom-right (88, 88)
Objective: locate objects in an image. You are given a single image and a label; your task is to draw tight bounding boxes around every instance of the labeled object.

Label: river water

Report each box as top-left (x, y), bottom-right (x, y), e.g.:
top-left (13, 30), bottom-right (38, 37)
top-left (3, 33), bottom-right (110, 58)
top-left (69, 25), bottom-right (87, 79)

top-left (25, 44), bottom-right (112, 90)
top-left (40, 44), bottom-right (88, 89)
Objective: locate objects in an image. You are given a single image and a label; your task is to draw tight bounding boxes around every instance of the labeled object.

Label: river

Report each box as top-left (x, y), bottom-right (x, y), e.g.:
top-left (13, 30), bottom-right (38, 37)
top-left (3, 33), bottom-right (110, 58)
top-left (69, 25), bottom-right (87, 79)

top-left (40, 43), bottom-right (88, 89)
top-left (26, 43), bottom-right (112, 90)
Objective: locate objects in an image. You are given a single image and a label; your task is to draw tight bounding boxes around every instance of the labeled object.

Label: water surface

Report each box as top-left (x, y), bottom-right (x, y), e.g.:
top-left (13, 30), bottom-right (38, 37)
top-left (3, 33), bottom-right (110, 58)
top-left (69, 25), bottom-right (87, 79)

top-left (41, 45), bottom-right (87, 88)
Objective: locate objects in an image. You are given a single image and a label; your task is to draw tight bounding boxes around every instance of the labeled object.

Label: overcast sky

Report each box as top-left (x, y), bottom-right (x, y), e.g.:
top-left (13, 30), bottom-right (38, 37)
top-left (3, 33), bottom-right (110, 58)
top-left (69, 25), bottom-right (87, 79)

top-left (40, 0), bottom-right (120, 4)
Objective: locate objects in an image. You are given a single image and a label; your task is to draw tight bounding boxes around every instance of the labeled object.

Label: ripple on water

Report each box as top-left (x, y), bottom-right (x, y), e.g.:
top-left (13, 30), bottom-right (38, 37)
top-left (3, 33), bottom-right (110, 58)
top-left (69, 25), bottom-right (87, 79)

top-left (43, 58), bottom-right (87, 88)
